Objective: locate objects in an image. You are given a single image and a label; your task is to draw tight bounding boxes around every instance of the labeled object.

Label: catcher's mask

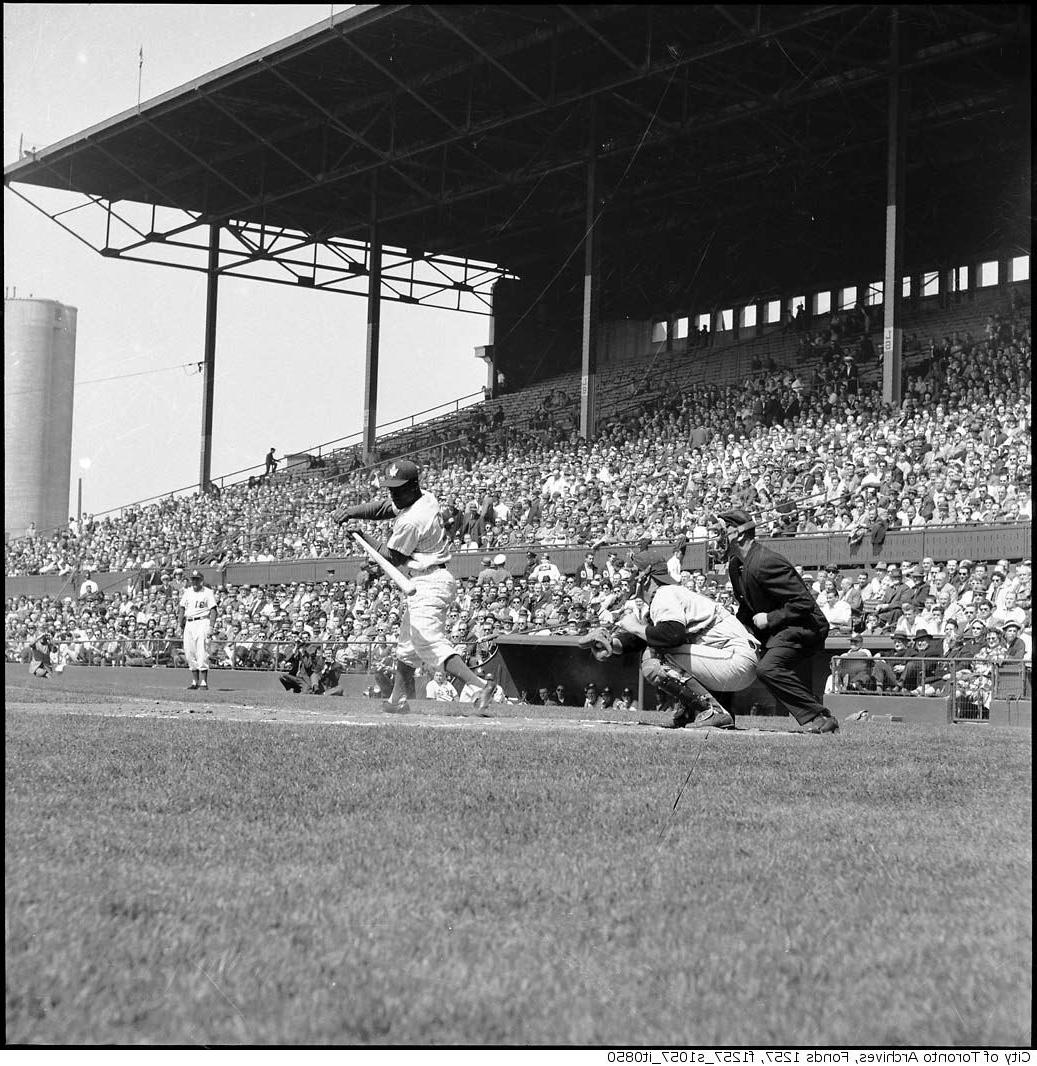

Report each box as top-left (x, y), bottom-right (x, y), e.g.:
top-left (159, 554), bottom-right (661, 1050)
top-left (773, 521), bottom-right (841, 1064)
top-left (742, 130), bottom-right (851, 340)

top-left (709, 510), bottom-right (757, 565)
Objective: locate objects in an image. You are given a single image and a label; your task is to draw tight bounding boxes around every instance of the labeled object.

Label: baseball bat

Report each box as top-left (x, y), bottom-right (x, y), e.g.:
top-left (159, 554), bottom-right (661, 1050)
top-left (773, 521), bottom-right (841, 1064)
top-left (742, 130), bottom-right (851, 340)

top-left (351, 532), bottom-right (417, 597)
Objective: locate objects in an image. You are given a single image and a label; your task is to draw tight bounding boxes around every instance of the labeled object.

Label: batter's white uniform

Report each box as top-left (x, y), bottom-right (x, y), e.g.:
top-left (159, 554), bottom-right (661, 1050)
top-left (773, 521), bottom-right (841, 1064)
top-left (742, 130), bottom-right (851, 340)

top-left (645, 585), bottom-right (759, 691)
top-left (179, 585), bottom-right (218, 670)
top-left (383, 491), bottom-right (457, 669)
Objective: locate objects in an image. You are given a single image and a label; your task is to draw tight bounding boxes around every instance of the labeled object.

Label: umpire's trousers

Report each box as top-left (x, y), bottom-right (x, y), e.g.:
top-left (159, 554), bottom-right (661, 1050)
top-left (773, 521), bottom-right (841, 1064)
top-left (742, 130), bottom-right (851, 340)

top-left (755, 627), bottom-right (828, 725)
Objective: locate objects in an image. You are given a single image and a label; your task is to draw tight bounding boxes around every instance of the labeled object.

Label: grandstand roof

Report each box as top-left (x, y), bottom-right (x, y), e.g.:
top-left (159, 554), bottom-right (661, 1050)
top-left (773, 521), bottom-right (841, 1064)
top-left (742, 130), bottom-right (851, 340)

top-left (5, 4), bottom-right (1030, 311)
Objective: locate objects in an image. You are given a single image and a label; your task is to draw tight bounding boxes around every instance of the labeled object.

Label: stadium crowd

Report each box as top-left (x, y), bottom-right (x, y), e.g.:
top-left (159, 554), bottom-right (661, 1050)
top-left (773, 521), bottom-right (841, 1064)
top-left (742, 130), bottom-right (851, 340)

top-left (4, 305), bottom-right (1030, 578)
top-left (5, 298), bottom-right (1031, 708)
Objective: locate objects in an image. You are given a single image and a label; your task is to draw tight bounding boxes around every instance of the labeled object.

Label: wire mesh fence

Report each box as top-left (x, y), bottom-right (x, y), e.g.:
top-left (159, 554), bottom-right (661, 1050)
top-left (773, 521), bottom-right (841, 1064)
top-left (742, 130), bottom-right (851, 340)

top-left (829, 654), bottom-right (1032, 721)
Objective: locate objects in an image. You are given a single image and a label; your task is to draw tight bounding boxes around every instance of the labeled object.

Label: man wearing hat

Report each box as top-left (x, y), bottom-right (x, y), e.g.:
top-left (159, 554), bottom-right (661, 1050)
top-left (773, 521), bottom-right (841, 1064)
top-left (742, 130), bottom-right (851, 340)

top-left (489, 554), bottom-right (511, 585)
top-left (332, 459), bottom-right (493, 715)
top-left (278, 637), bottom-right (323, 694)
top-left (899, 630), bottom-right (942, 696)
top-left (177, 569), bottom-right (218, 691)
top-left (1002, 621), bottom-right (1027, 661)
top-left (834, 633), bottom-right (872, 692)
top-left (476, 556), bottom-right (498, 586)
top-left (586, 547), bottom-right (759, 729)
top-left (715, 509), bottom-right (838, 734)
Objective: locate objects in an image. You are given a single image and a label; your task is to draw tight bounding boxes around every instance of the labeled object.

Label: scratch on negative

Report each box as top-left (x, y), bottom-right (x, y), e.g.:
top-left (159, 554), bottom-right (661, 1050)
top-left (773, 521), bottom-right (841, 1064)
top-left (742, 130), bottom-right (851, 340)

top-left (672, 733), bottom-right (710, 812)
top-left (197, 963), bottom-right (246, 1023)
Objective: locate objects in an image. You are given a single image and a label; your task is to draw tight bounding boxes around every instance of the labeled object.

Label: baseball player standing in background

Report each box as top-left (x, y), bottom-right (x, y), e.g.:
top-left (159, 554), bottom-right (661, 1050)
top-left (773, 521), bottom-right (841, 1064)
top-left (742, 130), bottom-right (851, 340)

top-left (332, 459), bottom-right (493, 715)
top-left (177, 569), bottom-right (218, 691)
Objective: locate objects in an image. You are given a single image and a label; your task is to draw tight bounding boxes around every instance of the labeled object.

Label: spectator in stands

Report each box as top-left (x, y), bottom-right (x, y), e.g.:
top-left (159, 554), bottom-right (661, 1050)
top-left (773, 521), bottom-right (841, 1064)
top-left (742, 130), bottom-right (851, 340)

top-left (834, 632), bottom-right (872, 691)
top-left (279, 638), bottom-right (322, 694)
top-left (265, 448), bottom-right (278, 476)
top-left (425, 669), bottom-right (458, 701)
top-left (899, 630), bottom-right (942, 696)
top-left (1002, 621), bottom-right (1026, 660)
top-left (28, 632), bottom-right (53, 678)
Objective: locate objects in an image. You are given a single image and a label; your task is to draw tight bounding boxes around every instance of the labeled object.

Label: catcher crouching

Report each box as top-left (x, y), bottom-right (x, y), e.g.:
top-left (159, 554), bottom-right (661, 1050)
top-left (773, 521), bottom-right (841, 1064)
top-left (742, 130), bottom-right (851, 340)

top-left (582, 549), bottom-right (759, 728)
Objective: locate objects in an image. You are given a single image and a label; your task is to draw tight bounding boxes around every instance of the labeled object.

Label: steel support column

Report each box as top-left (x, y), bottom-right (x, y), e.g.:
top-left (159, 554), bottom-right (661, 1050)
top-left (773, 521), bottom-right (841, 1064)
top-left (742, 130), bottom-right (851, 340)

top-left (362, 183), bottom-right (381, 462)
top-left (198, 223), bottom-right (219, 491)
top-left (882, 7), bottom-right (906, 407)
top-left (579, 143), bottom-right (599, 439)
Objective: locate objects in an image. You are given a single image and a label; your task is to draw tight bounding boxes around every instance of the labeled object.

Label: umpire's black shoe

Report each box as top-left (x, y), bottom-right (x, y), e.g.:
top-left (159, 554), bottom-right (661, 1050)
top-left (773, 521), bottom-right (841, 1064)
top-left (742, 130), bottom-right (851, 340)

top-left (803, 712), bottom-right (839, 735)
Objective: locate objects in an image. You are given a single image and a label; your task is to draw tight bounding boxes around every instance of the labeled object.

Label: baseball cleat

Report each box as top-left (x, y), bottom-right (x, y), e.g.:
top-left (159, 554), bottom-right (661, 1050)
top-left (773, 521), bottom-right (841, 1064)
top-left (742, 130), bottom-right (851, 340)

top-left (186, 683), bottom-right (198, 690)
top-left (659, 704), bottom-right (695, 729)
top-left (475, 682), bottom-right (494, 716)
top-left (382, 699), bottom-right (410, 714)
top-left (686, 706), bottom-right (735, 729)
top-left (803, 713), bottom-right (839, 734)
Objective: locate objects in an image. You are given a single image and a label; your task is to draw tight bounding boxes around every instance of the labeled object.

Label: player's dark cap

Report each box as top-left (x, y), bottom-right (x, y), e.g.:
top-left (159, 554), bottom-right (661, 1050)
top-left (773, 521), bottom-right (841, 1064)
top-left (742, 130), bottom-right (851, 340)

top-left (717, 508), bottom-right (756, 533)
top-left (629, 549), bottom-right (676, 585)
top-left (190, 569), bottom-right (204, 580)
top-left (381, 459), bottom-right (420, 487)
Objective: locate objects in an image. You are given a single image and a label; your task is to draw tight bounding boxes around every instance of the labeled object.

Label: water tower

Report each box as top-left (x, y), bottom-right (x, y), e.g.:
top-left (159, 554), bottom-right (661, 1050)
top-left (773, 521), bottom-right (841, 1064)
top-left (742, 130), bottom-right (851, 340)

top-left (4, 296), bottom-right (78, 538)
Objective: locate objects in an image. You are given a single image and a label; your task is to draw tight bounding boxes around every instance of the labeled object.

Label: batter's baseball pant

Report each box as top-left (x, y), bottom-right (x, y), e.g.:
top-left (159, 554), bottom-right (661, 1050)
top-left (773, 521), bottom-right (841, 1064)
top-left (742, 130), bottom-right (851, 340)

top-left (396, 567), bottom-right (458, 669)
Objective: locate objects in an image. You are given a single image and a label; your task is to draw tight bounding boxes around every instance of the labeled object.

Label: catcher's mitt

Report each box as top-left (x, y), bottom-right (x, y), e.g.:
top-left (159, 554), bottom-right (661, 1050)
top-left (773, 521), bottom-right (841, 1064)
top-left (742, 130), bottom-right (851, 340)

top-left (579, 627), bottom-right (617, 662)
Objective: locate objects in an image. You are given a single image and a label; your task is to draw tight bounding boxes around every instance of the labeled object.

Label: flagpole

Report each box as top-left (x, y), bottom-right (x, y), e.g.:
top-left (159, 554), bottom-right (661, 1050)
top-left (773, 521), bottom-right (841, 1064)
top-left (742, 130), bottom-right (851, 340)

top-left (137, 46), bottom-right (143, 108)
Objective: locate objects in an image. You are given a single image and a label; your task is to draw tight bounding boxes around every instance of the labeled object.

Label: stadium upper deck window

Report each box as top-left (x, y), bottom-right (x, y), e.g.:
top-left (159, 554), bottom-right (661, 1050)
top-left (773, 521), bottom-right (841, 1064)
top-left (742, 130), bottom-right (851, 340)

top-left (838, 286), bottom-right (857, 311)
top-left (814, 292), bottom-right (831, 316)
top-left (695, 312), bottom-right (711, 334)
top-left (1010, 255), bottom-right (1029, 281)
top-left (922, 271), bottom-right (939, 297)
top-left (741, 305), bottom-right (757, 329)
top-left (902, 276), bottom-right (911, 298)
top-left (788, 296), bottom-right (806, 321)
top-left (865, 281), bottom-right (883, 307)
top-left (652, 320), bottom-right (668, 343)
top-left (764, 300), bottom-right (781, 324)
top-left (948, 266), bottom-right (969, 292)
top-left (675, 317), bottom-right (688, 340)
top-left (718, 309), bottom-right (733, 331)
top-left (978, 261), bottom-right (998, 287)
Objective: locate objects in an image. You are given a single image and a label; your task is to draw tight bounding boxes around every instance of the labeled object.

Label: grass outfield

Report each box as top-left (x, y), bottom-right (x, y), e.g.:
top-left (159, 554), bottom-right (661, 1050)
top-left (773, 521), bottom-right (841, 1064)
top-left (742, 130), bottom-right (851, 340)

top-left (5, 709), bottom-right (1031, 1047)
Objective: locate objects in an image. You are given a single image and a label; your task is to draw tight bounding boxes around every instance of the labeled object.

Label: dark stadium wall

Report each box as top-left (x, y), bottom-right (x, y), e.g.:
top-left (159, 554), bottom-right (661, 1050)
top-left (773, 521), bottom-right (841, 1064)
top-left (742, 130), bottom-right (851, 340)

top-left (490, 274), bottom-right (582, 391)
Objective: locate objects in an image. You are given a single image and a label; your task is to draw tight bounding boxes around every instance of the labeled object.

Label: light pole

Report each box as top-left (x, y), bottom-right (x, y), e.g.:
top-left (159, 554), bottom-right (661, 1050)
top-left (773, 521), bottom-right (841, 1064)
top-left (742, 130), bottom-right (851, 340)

top-left (77, 457), bottom-right (91, 528)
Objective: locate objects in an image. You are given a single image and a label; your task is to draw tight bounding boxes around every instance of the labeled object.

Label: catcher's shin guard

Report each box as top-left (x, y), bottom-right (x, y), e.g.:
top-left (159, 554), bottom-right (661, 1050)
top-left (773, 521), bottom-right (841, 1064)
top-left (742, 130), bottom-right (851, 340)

top-left (640, 650), bottom-right (722, 713)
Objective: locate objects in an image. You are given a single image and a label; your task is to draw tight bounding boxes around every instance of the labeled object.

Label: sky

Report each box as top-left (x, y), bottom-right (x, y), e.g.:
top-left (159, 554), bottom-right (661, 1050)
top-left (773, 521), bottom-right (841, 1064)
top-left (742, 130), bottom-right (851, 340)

top-left (3, 4), bottom-right (492, 520)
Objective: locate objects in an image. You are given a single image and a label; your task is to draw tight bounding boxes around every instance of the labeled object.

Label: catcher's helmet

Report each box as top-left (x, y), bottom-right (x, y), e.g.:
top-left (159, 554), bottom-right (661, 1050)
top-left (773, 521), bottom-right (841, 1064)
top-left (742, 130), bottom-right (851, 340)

top-left (628, 548), bottom-right (675, 600)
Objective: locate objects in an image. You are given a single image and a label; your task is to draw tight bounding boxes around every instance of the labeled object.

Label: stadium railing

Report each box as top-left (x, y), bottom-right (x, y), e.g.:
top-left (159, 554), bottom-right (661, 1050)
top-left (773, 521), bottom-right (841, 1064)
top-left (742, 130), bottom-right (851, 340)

top-left (829, 654), bottom-right (1032, 721)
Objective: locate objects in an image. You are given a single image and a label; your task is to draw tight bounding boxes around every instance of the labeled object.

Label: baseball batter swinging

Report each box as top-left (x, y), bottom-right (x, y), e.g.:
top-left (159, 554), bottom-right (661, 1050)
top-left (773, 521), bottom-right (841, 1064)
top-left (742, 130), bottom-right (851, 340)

top-left (583, 549), bottom-right (759, 728)
top-left (178, 569), bottom-right (218, 690)
top-left (332, 459), bottom-right (493, 715)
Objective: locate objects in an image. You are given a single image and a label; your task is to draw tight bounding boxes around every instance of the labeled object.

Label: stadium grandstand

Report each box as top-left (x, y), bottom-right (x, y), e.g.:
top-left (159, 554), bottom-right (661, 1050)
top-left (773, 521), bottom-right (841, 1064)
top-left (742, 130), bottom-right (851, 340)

top-left (5, 4), bottom-right (1030, 721)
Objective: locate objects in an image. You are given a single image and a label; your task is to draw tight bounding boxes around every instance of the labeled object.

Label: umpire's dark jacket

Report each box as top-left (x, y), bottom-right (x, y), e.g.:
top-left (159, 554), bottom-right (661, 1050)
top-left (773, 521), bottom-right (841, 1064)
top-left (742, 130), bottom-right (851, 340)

top-left (728, 540), bottom-right (829, 643)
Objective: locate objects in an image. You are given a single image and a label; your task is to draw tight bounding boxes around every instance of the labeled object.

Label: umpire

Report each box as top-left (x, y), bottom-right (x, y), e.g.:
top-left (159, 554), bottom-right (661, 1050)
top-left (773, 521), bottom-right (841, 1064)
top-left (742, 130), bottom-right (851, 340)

top-left (716, 509), bottom-right (839, 734)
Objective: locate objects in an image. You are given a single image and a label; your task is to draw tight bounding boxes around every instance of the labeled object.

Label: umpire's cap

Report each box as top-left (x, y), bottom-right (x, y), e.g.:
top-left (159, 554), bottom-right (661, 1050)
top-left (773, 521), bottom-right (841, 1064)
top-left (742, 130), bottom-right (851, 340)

top-left (381, 459), bottom-right (420, 487)
top-left (717, 508), bottom-right (756, 534)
